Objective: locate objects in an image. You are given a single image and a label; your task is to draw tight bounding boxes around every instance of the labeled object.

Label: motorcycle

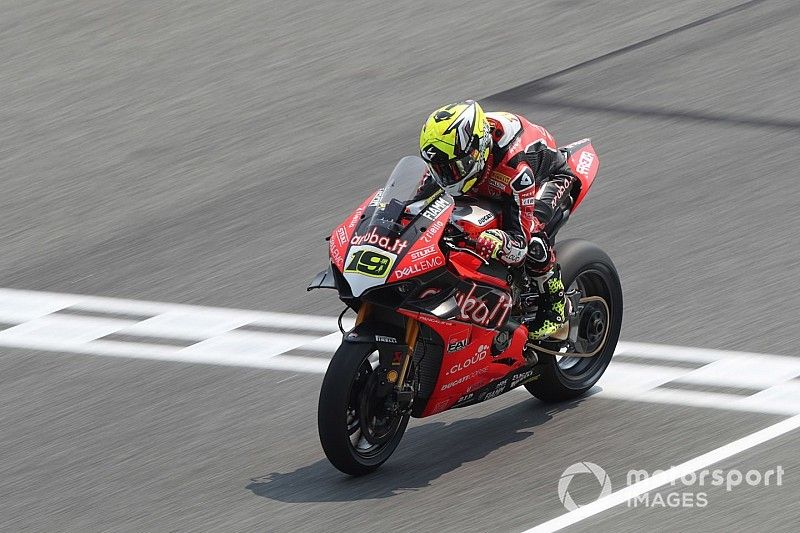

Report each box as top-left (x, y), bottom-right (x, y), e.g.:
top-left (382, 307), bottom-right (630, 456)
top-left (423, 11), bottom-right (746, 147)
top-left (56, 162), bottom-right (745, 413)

top-left (308, 139), bottom-right (622, 475)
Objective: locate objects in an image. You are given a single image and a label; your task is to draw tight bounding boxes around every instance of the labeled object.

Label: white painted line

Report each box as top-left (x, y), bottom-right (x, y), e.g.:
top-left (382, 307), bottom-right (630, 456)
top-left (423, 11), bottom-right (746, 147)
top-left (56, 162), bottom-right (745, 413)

top-left (590, 362), bottom-right (688, 394)
top-left (183, 331), bottom-right (322, 359)
top-left (120, 310), bottom-right (255, 340)
top-left (675, 353), bottom-right (800, 389)
top-left (599, 387), bottom-right (800, 416)
top-left (0, 315), bottom-right (133, 345)
top-left (296, 332), bottom-right (345, 352)
top-left (0, 287), bottom-right (348, 332)
top-left (523, 413), bottom-right (800, 533)
top-left (0, 289), bottom-right (80, 323)
top-left (0, 333), bottom-right (326, 371)
top-left (739, 382), bottom-right (800, 414)
top-left (1, 287), bottom-right (799, 416)
top-left (614, 341), bottom-right (735, 363)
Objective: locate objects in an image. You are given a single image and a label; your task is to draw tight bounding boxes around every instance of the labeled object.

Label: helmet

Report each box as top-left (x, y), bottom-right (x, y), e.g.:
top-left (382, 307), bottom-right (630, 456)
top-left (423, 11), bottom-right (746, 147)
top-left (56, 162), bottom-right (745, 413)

top-left (419, 100), bottom-right (491, 196)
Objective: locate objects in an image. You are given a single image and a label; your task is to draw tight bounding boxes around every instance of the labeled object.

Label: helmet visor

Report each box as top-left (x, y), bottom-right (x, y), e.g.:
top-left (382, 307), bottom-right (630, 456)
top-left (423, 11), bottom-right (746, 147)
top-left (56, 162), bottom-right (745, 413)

top-left (428, 148), bottom-right (480, 187)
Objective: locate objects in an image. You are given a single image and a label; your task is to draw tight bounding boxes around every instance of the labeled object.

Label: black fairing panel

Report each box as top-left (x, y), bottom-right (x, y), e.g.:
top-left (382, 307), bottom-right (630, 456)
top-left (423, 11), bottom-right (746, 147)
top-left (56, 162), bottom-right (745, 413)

top-left (307, 264), bottom-right (338, 291)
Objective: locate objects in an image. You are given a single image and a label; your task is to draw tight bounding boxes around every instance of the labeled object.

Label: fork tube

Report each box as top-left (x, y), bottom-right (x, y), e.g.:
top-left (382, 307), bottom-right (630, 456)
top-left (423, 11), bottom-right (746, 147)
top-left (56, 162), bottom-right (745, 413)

top-left (396, 318), bottom-right (419, 388)
top-left (355, 303), bottom-right (371, 325)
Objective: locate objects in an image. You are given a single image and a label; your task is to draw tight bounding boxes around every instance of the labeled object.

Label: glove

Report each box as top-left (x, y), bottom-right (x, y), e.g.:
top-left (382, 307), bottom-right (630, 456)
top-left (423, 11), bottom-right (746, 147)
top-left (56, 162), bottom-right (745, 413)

top-left (475, 229), bottom-right (508, 261)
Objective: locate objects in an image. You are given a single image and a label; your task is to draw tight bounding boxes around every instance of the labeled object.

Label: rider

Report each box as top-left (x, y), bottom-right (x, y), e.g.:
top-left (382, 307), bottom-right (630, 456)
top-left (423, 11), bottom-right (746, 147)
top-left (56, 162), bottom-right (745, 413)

top-left (418, 100), bottom-right (575, 340)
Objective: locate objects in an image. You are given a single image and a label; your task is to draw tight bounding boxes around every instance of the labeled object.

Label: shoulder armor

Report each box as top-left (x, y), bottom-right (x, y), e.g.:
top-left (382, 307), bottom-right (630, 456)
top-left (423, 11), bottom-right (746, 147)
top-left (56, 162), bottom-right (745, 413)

top-left (486, 112), bottom-right (522, 149)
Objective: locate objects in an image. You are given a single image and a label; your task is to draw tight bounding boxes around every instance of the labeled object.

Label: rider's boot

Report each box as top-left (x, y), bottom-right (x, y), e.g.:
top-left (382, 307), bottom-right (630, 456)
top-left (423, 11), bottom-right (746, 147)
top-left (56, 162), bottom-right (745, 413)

top-left (527, 265), bottom-right (566, 341)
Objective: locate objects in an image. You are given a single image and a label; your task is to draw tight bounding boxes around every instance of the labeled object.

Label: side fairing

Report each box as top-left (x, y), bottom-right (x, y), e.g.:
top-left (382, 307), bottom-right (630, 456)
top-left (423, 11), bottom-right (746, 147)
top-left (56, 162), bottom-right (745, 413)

top-left (387, 195), bottom-right (452, 283)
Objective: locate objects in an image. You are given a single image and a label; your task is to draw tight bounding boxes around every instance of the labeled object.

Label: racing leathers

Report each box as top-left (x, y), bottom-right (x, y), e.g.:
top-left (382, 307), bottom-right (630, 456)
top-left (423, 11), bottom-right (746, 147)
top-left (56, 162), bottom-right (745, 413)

top-left (420, 112), bottom-right (576, 339)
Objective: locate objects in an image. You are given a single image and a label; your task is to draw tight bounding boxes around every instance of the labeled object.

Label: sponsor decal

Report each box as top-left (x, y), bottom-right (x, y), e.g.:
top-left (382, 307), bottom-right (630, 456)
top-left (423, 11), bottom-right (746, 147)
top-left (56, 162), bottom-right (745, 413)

top-left (415, 313), bottom-right (450, 327)
top-left (447, 330), bottom-right (470, 352)
top-left (347, 197), bottom-right (372, 229)
top-left (375, 335), bottom-right (397, 343)
top-left (421, 196), bottom-right (450, 222)
top-left (368, 188), bottom-right (385, 207)
top-left (477, 212), bottom-right (494, 225)
top-left (344, 249), bottom-right (395, 278)
top-left (417, 287), bottom-right (442, 299)
top-left (335, 226), bottom-right (347, 245)
top-left (455, 285), bottom-right (513, 328)
top-left (446, 344), bottom-right (488, 375)
top-left (350, 227), bottom-right (409, 254)
top-left (488, 179), bottom-right (506, 191)
top-left (576, 150), bottom-right (595, 176)
top-left (490, 172), bottom-right (512, 185)
top-left (456, 392), bottom-right (474, 403)
top-left (483, 379), bottom-right (508, 400)
top-left (348, 210), bottom-right (362, 229)
top-left (447, 338), bottom-right (468, 352)
top-left (421, 220), bottom-right (445, 243)
top-left (440, 366), bottom-right (489, 391)
top-left (410, 244), bottom-right (437, 261)
top-left (394, 255), bottom-right (444, 279)
top-left (330, 245), bottom-right (343, 267)
top-left (510, 369), bottom-right (537, 389)
top-left (522, 197), bottom-right (536, 206)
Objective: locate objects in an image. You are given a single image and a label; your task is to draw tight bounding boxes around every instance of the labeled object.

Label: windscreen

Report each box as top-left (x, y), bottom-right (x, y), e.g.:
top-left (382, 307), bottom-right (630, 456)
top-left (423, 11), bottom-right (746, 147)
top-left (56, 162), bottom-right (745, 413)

top-left (365, 156), bottom-right (429, 235)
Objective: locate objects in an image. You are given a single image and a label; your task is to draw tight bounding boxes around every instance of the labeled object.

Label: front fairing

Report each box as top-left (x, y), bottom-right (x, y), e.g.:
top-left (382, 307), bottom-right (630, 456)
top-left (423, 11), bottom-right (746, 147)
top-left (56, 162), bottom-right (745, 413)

top-left (331, 156), bottom-right (453, 298)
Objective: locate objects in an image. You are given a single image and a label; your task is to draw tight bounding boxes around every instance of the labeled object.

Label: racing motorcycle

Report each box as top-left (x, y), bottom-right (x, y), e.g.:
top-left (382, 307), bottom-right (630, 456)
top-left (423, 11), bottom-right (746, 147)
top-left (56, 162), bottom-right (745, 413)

top-left (308, 139), bottom-right (622, 476)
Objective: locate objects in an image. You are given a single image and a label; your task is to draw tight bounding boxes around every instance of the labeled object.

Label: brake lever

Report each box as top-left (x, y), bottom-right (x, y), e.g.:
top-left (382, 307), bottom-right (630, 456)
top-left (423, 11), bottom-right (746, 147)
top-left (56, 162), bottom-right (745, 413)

top-left (442, 237), bottom-right (489, 265)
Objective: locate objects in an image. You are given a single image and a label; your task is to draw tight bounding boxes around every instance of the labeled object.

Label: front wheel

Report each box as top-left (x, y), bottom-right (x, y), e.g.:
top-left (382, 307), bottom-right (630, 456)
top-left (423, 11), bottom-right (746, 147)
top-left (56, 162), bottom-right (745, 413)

top-left (318, 341), bottom-right (410, 475)
top-left (526, 239), bottom-right (623, 402)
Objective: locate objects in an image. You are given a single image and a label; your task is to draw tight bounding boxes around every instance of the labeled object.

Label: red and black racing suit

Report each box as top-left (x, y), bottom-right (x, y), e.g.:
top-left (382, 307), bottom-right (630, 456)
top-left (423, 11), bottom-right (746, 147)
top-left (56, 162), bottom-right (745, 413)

top-left (421, 111), bottom-right (576, 272)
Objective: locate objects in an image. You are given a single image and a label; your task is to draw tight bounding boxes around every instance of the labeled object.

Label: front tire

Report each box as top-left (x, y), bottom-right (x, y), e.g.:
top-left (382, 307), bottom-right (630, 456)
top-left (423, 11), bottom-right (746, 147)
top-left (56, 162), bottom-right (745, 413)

top-left (318, 341), bottom-right (410, 476)
top-left (526, 239), bottom-right (623, 402)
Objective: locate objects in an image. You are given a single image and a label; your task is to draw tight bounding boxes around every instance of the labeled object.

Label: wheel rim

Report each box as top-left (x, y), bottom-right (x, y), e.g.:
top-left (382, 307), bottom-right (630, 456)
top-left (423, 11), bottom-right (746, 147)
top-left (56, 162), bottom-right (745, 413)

top-left (345, 350), bottom-right (403, 459)
top-left (556, 268), bottom-right (614, 381)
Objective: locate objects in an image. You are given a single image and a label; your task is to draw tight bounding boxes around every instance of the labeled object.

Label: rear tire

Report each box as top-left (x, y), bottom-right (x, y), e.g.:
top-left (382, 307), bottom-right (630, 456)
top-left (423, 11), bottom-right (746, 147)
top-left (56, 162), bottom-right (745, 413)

top-left (318, 341), bottom-right (410, 476)
top-left (525, 239), bottom-right (623, 402)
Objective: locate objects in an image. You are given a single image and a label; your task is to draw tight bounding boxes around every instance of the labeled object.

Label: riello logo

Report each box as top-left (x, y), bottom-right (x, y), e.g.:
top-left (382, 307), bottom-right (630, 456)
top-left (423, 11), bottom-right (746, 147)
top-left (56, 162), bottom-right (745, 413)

top-left (350, 227), bottom-right (408, 254)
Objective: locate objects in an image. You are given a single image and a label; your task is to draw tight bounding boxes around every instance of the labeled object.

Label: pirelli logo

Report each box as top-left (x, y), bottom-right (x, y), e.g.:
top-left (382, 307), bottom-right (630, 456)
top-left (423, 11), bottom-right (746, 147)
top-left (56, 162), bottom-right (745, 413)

top-left (490, 172), bottom-right (512, 185)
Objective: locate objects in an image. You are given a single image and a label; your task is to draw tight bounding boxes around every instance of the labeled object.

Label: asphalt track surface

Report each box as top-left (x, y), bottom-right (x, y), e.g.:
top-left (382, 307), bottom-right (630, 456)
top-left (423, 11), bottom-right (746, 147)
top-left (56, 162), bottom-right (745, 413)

top-left (1, 0), bottom-right (799, 531)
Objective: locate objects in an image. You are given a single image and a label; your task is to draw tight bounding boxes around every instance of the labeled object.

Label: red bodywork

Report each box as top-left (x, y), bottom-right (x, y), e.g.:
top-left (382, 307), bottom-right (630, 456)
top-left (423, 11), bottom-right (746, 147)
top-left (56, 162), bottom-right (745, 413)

top-left (403, 308), bottom-right (530, 416)
top-left (328, 142), bottom-right (599, 418)
top-left (563, 139), bottom-right (599, 211)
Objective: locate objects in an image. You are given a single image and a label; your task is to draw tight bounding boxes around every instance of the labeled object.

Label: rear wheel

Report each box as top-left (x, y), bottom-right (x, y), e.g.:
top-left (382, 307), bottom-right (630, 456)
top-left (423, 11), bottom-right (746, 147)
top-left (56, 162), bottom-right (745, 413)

top-left (525, 239), bottom-right (623, 402)
top-left (318, 341), bottom-right (410, 475)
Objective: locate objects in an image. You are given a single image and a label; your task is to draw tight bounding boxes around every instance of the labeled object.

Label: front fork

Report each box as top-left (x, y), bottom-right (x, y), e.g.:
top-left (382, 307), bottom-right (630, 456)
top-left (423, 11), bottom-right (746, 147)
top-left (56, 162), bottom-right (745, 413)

top-left (355, 303), bottom-right (419, 408)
